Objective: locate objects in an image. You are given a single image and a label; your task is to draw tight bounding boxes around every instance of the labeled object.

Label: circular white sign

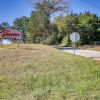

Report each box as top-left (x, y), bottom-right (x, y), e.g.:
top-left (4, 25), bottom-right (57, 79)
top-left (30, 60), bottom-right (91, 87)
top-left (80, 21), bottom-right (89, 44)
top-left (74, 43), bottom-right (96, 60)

top-left (70, 32), bottom-right (80, 43)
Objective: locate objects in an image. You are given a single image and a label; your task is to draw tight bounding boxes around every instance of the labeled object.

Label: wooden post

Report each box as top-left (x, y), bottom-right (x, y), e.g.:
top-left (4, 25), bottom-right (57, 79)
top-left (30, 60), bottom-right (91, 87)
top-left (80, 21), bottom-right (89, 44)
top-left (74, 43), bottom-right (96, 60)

top-left (18, 39), bottom-right (20, 49)
top-left (0, 38), bottom-right (3, 48)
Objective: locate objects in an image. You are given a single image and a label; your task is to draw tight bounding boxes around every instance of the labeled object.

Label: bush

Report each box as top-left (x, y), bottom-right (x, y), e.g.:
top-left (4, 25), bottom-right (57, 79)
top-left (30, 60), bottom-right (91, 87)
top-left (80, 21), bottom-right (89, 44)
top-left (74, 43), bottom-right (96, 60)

top-left (43, 35), bottom-right (59, 45)
top-left (60, 37), bottom-right (72, 47)
top-left (60, 37), bottom-right (68, 46)
top-left (35, 36), bottom-right (41, 43)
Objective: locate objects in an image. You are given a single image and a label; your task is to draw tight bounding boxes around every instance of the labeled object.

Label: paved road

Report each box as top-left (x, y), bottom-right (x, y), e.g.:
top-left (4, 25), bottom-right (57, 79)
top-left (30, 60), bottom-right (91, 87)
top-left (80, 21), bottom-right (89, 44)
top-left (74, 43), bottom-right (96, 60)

top-left (63, 49), bottom-right (100, 60)
top-left (54, 45), bottom-right (100, 61)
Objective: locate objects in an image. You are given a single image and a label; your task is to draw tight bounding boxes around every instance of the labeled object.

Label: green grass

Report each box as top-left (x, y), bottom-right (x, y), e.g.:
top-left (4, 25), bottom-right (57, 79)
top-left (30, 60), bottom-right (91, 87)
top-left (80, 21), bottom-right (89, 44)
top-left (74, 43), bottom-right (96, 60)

top-left (0, 44), bottom-right (100, 100)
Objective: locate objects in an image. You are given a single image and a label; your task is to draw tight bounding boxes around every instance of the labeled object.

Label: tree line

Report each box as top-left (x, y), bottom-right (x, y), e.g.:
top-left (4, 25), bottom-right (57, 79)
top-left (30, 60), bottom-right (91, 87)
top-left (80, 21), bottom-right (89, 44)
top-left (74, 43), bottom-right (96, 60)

top-left (1, 0), bottom-right (100, 46)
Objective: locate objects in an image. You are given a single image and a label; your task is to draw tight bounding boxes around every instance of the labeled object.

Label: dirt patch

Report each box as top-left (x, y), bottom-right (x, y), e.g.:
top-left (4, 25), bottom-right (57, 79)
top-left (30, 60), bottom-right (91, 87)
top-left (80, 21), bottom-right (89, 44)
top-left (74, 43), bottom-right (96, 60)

top-left (79, 45), bottom-right (100, 51)
top-left (93, 57), bottom-right (100, 61)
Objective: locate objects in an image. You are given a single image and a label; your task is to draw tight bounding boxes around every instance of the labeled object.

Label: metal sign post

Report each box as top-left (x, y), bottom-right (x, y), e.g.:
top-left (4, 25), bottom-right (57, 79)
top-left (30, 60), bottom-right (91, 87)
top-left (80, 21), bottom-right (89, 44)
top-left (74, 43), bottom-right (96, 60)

top-left (70, 32), bottom-right (80, 56)
top-left (74, 41), bottom-right (76, 56)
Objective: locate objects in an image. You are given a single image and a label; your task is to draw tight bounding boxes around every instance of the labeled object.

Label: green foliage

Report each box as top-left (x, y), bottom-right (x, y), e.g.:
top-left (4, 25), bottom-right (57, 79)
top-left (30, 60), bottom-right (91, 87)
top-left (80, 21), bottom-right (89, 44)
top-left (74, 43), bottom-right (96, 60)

top-left (78, 12), bottom-right (100, 44)
top-left (97, 27), bottom-right (100, 32)
top-left (13, 16), bottom-right (29, 42)
top-left (60, 37), bottom-right (68, 46)
top-left (54, 16), bottom-right (65, 34)
top-left (54, 12), bottom-right (100, 45)
top-left (26, 11), bottom-right (50, 43)
top-left (12, 9), bottom-right (100, 45)
top-left (21, 0), bottom-right (68, 44)
top-left (14, 16), bottom-right (29, 31)
top-left (32, 0), bottom-right (68, 16)
top-left (54, 13), bottom-right (78, 37)
top-left (63, 14), bottom-right (79, 36)
top-left (44, 35), bottom-right (59, 45)
top-left (60, 37), bottom-right (72, 47)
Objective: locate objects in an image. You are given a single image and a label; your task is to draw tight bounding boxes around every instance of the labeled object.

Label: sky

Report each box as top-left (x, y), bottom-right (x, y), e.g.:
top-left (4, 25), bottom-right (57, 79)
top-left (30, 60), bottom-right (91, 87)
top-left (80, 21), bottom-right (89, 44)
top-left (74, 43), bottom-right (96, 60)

top-left (0, 0), bottom-right (100, 25)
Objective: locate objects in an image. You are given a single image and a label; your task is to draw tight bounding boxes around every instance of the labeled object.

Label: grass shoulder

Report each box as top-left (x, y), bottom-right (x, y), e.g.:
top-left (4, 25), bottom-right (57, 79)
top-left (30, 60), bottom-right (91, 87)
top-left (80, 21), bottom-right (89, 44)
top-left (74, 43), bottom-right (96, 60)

top-left (0, 44), bottom-right (100, 100)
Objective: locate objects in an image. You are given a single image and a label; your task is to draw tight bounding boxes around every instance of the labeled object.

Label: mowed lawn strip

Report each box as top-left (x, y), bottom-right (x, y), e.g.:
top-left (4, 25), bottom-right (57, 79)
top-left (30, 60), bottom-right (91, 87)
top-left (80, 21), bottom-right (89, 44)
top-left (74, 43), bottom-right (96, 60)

top-left (88, 46), bottom-right (100, 51)
top-left (80, 45), bottom-right (100, 51)
top-left (0, 44), bottom-right (100, 100)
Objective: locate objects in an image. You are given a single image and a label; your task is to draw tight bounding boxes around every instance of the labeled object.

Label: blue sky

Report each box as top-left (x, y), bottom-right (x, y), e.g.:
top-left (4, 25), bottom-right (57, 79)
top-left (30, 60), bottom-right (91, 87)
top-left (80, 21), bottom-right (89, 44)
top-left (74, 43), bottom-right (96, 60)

top-left (0, 0), bottom-right (100, 25)
top-left (70, 0), bottom-right (100, 15)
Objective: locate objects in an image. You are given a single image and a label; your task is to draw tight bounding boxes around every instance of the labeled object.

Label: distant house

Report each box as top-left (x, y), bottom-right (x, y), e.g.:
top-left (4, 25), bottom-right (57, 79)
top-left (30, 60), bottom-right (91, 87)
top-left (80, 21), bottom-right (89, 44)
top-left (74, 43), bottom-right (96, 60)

top-left (0, 39), bottom-right (12, 44)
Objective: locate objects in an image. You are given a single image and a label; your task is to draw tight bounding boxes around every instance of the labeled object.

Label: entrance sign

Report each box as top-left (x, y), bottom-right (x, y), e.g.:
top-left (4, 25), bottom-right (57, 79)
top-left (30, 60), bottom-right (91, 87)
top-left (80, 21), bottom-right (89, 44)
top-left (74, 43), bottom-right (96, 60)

top-left (70, 32), bottom-right (80, 56)
top-left (0, 29), bottom-right (22, 49)
top-left (0, 29), bottom-right (21, 39)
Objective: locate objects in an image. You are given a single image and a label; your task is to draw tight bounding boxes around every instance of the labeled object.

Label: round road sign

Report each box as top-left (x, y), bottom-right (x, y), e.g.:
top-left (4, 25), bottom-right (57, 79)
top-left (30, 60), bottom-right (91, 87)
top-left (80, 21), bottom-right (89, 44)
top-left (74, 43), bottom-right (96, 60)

top-left (70, 32), bottom-right (80, 43)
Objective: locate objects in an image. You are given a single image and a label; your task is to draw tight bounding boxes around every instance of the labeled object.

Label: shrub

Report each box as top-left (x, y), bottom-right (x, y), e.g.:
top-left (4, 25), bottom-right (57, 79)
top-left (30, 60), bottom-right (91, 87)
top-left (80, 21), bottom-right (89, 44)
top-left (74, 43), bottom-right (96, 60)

top-left (60, 37), bottom-right (68, 46)
top-left (43, 36), bottom-right (59, 45)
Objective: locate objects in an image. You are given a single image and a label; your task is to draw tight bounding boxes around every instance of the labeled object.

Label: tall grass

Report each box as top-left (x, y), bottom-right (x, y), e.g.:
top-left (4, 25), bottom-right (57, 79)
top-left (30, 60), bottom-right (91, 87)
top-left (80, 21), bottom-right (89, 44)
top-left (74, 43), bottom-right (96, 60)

top-left (0, 44), bottom-right (100, 100)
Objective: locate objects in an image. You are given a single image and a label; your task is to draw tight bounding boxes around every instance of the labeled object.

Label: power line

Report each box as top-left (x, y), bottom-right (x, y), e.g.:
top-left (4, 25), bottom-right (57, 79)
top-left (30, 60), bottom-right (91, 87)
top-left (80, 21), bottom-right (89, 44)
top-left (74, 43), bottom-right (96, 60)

top-left (81, 0), bottom-right (100, 9)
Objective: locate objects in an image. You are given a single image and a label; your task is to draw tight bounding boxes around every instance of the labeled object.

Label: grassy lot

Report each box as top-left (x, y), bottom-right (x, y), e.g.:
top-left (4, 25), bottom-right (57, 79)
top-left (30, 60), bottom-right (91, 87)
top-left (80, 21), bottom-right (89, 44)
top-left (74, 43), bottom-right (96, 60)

top-left (0, 44), bottom-right (100, 100)
top-left (88, 46), bottom-right (100, 51)
top-left (79, 45), bottom-right (100, 51)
